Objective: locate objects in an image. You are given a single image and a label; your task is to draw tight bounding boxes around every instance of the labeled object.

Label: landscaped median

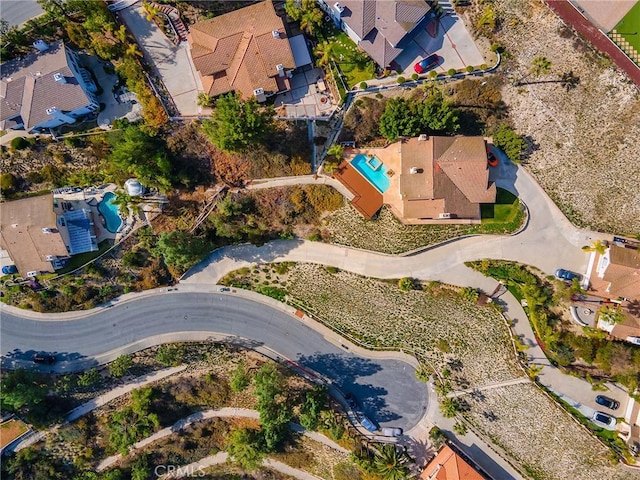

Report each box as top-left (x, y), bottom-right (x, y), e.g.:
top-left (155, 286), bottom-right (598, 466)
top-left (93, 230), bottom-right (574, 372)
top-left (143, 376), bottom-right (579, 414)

top-left (220, 262), bottom-right (639, 480)
top-left (321, 188), bottom-right (525, 255)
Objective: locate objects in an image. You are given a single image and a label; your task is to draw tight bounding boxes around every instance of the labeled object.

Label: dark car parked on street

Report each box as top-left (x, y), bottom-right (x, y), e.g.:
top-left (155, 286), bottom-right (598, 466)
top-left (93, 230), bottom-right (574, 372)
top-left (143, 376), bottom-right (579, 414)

top-left (596, 395), bottom-right (620, 410)
top-left (2, 265), bottom-right (18, 275)
top-left (345, 393), bottom-right (358, 409)
top-left (33, 353), bottom-right (57, 364)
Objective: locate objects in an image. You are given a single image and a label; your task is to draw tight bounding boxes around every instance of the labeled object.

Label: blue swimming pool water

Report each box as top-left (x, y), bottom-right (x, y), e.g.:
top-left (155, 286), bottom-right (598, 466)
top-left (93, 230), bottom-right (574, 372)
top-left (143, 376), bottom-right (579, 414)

top-left (350, 154), bottom-right (390, 193)
top-left (98, 192), bottom-right (122, 233)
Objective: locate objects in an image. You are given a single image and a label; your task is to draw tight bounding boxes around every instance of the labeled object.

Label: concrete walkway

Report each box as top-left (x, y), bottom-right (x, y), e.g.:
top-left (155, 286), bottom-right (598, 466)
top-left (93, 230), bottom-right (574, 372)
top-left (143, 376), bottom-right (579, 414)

top-left (167, 452), bottom-right (323, 480)
top-left (65, 365), bottom-right (186, 423)
top-left (98, 407), bottom-right (347, 472)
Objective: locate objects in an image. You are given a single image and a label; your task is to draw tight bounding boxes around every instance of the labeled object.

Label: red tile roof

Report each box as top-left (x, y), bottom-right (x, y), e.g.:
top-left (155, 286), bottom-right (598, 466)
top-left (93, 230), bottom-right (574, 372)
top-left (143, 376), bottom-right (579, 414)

top-left (189, 1), bottom-right (295, 99)
top-left (420, 445), bottom-right (485, 480)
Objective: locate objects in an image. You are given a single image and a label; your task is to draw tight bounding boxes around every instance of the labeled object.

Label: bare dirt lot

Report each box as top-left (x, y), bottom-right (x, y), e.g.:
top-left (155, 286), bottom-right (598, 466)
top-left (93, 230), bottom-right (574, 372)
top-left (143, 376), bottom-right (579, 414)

top-left (480, 0), bottom-right (640, 236)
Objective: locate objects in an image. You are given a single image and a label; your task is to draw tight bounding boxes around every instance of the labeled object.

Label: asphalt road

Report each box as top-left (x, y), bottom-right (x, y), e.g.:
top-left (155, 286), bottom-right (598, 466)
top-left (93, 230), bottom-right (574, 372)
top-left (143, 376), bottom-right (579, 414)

top-left (0, 292), bottom-right (427, 431)
top-left (1, 0), bottom-right (44, 27)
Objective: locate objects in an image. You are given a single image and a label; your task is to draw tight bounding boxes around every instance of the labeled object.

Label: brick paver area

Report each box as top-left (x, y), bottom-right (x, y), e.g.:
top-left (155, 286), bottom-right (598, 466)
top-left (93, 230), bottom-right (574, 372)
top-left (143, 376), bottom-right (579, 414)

top-left (544, 0), bottom-right (640, 88)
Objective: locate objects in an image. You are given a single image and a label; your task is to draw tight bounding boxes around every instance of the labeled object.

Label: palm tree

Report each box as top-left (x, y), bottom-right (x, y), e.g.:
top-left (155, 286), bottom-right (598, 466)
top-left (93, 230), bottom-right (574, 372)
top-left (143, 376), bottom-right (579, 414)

top-left (315, 42), bottom-right (336, 66)
top-left (125, 43), bottom-right (143, 58)
top-left (515, 56), bottom-right (552, 85)
top-left (371, 444), bottom-right (411, 480)
top-left (300, 7), bottom-right (323, 36)
top-left (440, 397), bottom-right (459, 418)
top-left (581, 239), bottom-right (607, 255)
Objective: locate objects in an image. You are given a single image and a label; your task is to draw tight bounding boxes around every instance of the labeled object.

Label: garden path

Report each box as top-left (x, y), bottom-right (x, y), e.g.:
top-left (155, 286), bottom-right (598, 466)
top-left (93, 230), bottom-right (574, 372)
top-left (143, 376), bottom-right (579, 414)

top-left (97, 407), bottom-right (348, 472)
top-left (446, 377), bottom-right (531, 398)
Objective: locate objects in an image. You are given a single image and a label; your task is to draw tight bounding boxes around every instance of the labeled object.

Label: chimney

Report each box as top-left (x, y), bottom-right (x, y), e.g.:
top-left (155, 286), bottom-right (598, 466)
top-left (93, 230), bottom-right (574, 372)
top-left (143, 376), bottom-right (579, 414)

top-left (276, 64), bottom-right (284, 77)
top-left (334, 2), bottom-right (345, 14)
top-left (53, 72), bottom-right (67, 84)
top-left (410, 167), bottom-right (419, 174)
top-left (418, 134), bottom-right (428, 141)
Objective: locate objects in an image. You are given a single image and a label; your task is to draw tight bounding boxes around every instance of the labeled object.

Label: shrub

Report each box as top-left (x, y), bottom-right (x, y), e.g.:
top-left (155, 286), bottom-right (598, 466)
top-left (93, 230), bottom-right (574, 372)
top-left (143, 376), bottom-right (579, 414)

top-left (465, 65), bottom-right (474, 73)
top-left (447, 68), bottom-right (457, 76)
top-left (1, 173), bottom-right (18, 192)
top-left (490, 43), bottom-right (504, 53)
top-left (230, 361), bottom-right (251, 392)
top-left (11, 137), bottom-right (29, 150)
top-left (480, 63), bottom-right (488, 70)
top-left (375, 93), bottom-right (383, 99)
top-left (396, 76), bottom-right (406, 84)
top-left (411, 73), bottom-right (419, 81)
top-left (429, 70), bottom-right (438, 79)
top-left (398, 277), bottom-right (415, 292)
top-left (359, 81), bottom-right (368, 89)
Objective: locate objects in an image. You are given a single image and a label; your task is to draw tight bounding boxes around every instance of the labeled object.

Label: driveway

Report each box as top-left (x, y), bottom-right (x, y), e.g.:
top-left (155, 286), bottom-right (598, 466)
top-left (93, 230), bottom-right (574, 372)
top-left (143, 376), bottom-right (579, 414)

top-left (118, 3), bottom-right (201, 116)
top-left (394, 3), bottom-right (486, 74)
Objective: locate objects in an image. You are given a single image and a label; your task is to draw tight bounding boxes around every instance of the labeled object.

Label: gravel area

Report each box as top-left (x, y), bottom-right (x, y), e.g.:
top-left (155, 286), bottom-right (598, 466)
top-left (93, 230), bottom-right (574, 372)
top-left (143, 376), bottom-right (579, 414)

top-left (490, 0), bottom-right (640, 235)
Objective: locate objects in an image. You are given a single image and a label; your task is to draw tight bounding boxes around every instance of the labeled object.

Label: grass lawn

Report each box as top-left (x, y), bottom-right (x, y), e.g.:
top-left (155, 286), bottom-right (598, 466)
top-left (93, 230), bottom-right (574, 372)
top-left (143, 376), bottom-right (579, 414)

top-left (316, 28), bottom-right (375, 88)
top-left (481, 188), bottom-right (520, 223)
top-left (55, 239), bottom-right (112, 275)
top-left (613, 1), bottom-right (640, 53)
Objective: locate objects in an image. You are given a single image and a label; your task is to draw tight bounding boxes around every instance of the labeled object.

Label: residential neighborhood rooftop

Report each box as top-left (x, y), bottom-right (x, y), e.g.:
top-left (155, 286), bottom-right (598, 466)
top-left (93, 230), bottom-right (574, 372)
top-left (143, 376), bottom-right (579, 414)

top-left (420, 444), bottom-right (487, 480)
top-left (188, 0), bottom-right (297, 99)
top-left (0, 41), bottom-right (91, 131)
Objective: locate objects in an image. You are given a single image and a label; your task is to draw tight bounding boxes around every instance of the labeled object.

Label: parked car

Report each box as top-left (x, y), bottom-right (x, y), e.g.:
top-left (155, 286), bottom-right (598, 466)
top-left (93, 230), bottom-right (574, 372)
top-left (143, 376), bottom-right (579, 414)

top-left (345, 393), bottom-right (358, 409)
top-left (381, 427), bottom-right (403, 437)
top-left (595, 395), bottom-right (620, 410)
top-left (487, 148), bottom-right (498, 167)
top-left (1, 265), bottom-right (17, 275)
top-left (33, 353), bottom-right (57, 364)
top-left (414, 54), bottom-right (439, 74)
top-left (555, 269), bottom-right (581, 282)
top-left (627, 336), bottom-right (640, 346)
top-left (591, 411), bottom-right (616, 428)
top-left (359, 414), bottom-right (379, 433)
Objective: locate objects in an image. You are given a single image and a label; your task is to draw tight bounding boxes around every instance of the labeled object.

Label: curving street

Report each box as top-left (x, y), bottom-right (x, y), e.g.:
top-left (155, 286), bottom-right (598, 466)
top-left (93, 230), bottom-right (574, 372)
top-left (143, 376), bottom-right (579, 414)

top-left (0, 290), bottom-right (427, 431)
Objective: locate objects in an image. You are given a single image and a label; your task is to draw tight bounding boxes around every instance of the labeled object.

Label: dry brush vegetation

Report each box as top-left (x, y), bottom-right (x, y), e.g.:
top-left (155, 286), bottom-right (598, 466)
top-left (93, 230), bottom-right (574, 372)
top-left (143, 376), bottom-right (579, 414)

top-left (487, 0), bottom-right (640, 235)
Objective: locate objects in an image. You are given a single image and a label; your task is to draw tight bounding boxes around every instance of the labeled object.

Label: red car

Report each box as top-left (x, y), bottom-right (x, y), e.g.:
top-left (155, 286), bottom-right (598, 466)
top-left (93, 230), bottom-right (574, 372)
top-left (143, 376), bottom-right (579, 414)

top-left (487, 147), bottom-right (498, 167)
top-left (414, 54), bottom-right (439, 74)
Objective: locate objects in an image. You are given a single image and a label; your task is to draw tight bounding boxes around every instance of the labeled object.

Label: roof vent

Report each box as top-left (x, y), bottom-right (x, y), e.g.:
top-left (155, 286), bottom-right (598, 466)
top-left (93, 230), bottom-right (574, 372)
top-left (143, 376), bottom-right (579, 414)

top-left (409, 167), bottom-right (420, 174)
top-left (45, 107), bottom-right (57, 115)
top-left (253, 88), bottom-right (264, 96)
top-left (334, 2), bottom-right (345, 14)
top-left (33, 39), bottom-right (49, 51)
top-left (45, 255), bottom-right (56, 261)
top-left (42, 228), bottom-right (53, 234)
top-left (418, 134), bottom-right (428, 141)
top-left (272, 30), bottom-right (280, 38)
top-left (53, 72), bottom-right (67, 84)
top-left (276, 64), bottom-right (285, 77)
top-left (438, 213), bottom-right (451, 219)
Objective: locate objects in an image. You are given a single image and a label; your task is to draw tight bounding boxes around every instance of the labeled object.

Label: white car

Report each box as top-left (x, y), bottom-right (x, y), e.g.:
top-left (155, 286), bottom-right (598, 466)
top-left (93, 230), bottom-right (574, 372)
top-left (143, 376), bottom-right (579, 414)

top-left (592, 411), bottom-right (616, 428)
top-left (627, 336), bottom-right (640, 345)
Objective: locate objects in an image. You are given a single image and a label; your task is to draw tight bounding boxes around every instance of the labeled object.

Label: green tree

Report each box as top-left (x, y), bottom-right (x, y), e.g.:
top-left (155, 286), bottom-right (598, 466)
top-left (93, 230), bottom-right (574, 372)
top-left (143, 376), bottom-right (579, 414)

top-left (226, 428), bottom-right (266, 471)
top-left (299, 385), bottom-right (328, 430)
top-left (440, 397), bottom-right (459, 418)
top-left (230, 361), bottom-right (251, 392)
top-left (155, 230), bottom-right (209, 271)
top-left (371, 444), bottom-right (411, 480)
top-left (420, 87), bottom-right (459, 132)
top-left (492, 124), bottom-right (527, 162)
top-left (107, 125), bottom-right (171, 190)
top-left (315, 41), bottom-right (336, 66)
top-left (515, 56), bottom-right (552, 85)
top-left (202, 93), bottom-right (273, 152)
top-left (6, 446), bottom-right (66, 479)
top-left (108, 354), bottom-right (133, 378)
top-left (327, 143), bottom-right (344, 158)
top-left (379, 98), bottom-right (421, 142)
top-left (1, 369), bottom-right (48, 412)
top-left (253, 364), bottom-right (292, 450)
top-left (285, 0), bottom-right (303, 21)
top-left (1, 173), bottom-right (18, 193)
top-left (599, 305), bottom-right (625, 325)
top-left (107, 388), bottom-right (158, 455)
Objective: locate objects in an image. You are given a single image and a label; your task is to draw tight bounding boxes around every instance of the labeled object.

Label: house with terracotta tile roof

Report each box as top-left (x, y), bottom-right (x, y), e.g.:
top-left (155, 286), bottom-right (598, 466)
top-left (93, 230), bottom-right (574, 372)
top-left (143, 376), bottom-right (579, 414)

top-left (321, 0), bottom-right (433, 67)
top-left (334, 136), bottom-right (496, 223)
top-left (188, 1), bottom-right (310, 102)
top-left (420, 445), bottom-right (488, 480)
top-left (1, 41), bottom-right (100, 133)
top-left (595, 244), bottom-right (640, 301)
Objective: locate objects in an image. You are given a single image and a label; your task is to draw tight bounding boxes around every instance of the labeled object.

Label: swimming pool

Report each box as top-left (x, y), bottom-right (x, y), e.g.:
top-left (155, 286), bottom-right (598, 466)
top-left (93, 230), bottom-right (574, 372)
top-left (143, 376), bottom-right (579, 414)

top-left (98, 192), bottom-right (122, 233)
top-left (350, 154), bottom-right (390, 193)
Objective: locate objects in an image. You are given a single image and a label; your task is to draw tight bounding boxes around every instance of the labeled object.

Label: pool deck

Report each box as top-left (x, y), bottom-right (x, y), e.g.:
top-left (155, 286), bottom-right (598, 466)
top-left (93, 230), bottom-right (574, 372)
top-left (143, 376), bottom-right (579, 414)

top-left (53, 185), bottom-right (119, 244)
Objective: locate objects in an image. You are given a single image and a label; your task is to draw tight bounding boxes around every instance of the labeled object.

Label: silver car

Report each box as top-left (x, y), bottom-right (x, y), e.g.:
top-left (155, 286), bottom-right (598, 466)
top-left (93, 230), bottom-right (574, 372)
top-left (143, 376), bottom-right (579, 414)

top-left (592, 411), bottom-right (616, 428)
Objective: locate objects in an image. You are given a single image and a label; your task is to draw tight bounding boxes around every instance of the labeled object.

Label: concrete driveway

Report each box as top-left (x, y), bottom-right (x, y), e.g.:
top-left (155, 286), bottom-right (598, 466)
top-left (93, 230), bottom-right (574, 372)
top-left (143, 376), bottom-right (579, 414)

top-left (118, 3), bottom-right (201, 116)
top-left (394, 2), bottom-right (486, 74)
